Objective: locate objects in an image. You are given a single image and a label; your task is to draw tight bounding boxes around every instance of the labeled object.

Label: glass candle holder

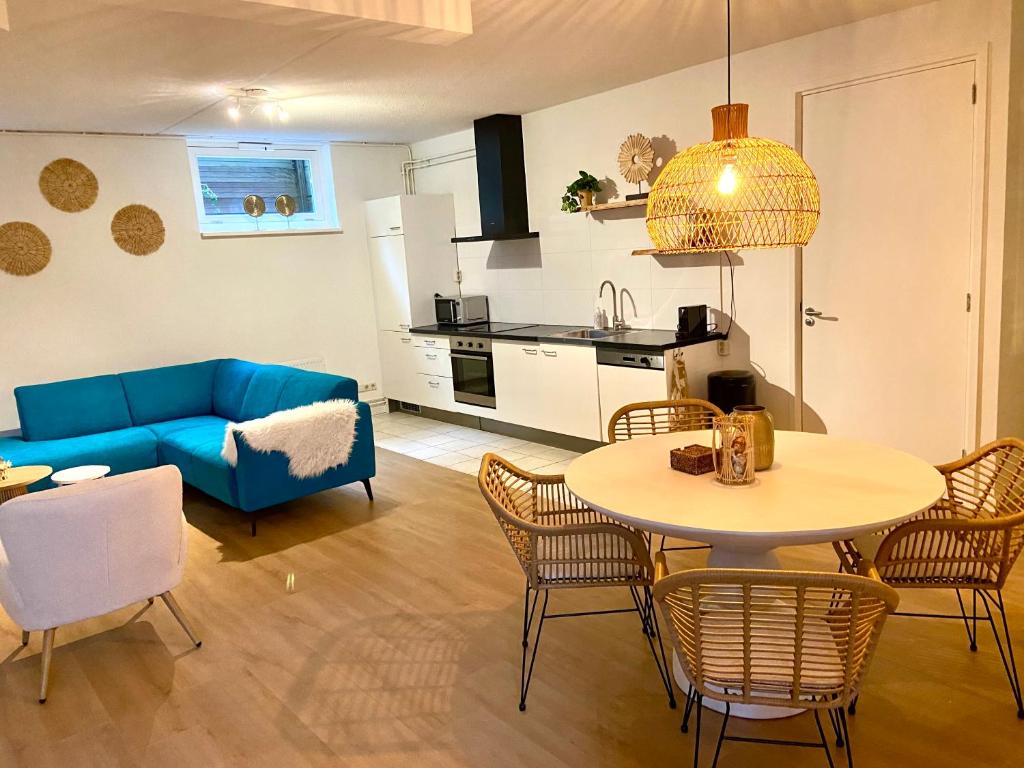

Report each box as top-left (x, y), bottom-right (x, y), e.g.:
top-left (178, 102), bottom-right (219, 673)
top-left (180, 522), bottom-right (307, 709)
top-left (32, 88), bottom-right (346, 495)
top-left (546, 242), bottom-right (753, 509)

top-left (712, 414), bottom-right (755, 486)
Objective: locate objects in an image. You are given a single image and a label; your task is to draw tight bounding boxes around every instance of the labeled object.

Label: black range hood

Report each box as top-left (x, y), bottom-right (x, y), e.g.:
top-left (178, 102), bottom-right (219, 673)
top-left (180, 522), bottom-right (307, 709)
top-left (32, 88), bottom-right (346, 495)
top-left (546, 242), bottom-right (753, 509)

top-left (452, 114), bottom-right (539, 243)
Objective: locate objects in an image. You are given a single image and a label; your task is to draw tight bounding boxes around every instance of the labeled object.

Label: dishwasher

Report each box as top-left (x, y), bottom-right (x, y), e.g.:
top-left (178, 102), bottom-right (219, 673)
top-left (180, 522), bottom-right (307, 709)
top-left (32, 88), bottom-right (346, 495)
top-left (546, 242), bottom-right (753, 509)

top-left (596, 348), bottom-right (670, 432)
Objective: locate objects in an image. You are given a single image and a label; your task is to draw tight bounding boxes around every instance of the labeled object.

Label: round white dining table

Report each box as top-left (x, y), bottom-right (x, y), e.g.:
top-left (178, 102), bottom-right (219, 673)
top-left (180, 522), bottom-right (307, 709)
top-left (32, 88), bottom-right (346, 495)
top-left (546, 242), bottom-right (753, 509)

top-left (563, 429), bottom-right (945, 719)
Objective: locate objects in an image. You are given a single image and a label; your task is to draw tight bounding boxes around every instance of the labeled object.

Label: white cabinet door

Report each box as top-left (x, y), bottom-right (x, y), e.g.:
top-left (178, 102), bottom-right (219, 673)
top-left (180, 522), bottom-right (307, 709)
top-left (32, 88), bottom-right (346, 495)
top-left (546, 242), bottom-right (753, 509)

top-left (369, 236), bottom-right (412, 332)
top-left (365, 196), bottom-right (404, 237)
top-left (492, 341), bottom-right (541, 428)
top-left (416, 374), bottom-right (455, 410)
top-left (378, 330), bottom-right (417, 402)
top-left (597, 364), bottom-right (669, 441)
top-left (415, 346), bottom-right (452, 378)
top-left (538, 344), bottom-right (601, 441)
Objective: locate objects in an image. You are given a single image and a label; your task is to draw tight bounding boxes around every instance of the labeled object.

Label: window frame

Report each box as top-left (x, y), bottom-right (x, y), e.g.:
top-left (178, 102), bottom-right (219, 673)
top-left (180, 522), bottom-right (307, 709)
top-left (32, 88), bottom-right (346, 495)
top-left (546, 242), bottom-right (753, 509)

top-left (186, 141), bottom-right (340, 236)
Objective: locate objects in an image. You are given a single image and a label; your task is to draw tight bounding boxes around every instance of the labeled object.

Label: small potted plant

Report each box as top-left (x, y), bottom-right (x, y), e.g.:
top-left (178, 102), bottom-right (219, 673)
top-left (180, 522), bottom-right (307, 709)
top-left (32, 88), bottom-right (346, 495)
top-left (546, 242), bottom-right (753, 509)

top-left (0, 457), bottom-right (11, 482)
top-left (561, 170), bottom-right (602, 213)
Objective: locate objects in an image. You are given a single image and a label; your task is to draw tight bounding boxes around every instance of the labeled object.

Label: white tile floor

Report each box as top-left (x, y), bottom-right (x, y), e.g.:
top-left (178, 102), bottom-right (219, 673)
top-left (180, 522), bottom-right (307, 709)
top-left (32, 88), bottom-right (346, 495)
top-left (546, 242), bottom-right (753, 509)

top-left (371, 409), bottom-right (582, 475)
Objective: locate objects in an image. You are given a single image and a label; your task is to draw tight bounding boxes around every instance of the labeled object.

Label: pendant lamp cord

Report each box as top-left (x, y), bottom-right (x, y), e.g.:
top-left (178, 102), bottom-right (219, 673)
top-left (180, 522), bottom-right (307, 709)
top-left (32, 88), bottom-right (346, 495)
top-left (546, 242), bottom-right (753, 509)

top-left (726, 0), bottom-right (732, 138)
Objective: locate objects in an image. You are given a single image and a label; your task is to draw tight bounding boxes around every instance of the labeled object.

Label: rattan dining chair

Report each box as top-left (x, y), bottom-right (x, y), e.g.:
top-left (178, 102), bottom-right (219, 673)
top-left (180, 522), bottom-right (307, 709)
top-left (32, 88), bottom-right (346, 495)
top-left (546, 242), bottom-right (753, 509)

top-left (834, 437), bottom-right (1024, 718)
top-left (478, 452), bottom-right (676, 712)
top-left (654, 554), bottom-right (899, 768)
top-left (607, 398), bottom-right (724, 554)
top-left (607, 398), bottom-right (725, 444)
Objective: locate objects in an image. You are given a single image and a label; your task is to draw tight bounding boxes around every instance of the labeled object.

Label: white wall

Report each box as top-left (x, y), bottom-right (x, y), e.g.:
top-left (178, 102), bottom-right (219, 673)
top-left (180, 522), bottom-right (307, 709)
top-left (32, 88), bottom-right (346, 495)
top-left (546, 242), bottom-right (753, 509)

top-left (411, 0), bottom-right (1012, 434)
top-left (0, 133), bottom-right (407, 431)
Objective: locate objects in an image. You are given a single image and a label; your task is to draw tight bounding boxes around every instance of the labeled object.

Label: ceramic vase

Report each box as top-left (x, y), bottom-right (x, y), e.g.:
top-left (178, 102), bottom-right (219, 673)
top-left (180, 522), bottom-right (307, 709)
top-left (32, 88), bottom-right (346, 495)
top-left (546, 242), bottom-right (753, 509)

top-left (578, 189), bottom-right (595, 208)
top-left (711, 413), bottom-right (755, 486)
top-left (732, 404), bottom-right (774, 471)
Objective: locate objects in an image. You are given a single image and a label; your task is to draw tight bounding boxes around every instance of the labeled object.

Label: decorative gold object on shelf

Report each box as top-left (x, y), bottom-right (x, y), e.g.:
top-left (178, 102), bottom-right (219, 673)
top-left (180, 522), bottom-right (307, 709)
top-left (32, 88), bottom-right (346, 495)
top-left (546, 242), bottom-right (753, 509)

top-left (38, 158), bottom-right (98, 213)
top-left (275, 194), bottom-right (297, 217)
top-left (0, 221), bottom-right (52, 276)
top-left (733, 404), bottom-right (774, 471)
top-left (645, 0), bottom-right (819, 254)
top-left (243, 194), bottom-right (267, 217)
top-left (712, 413), bottom-right (755, 486)
top-left (618, 133), bottom-right (654, 185)
top-left (110, 205), bottom-right (165, 256)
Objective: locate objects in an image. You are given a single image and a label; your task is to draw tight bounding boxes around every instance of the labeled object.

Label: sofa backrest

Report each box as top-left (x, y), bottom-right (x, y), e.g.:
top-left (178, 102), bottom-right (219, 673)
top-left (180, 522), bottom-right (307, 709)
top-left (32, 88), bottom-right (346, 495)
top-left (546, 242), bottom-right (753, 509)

top-left (213, 359), bottom-right (260, 422)
top-left (120, 360), bottom-right (218, 425)
top-left (236, 365), bottom-right (357, 422)
top-left (15, 375), bottom-right (133, 441)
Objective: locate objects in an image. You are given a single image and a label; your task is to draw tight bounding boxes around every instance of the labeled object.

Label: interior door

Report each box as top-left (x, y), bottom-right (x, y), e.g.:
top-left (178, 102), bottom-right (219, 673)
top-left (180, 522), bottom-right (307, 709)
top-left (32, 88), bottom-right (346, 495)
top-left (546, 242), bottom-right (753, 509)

top-left (368, 235), bottom-right (412, 332)
top-left (801, 62), bottom-right (976, 463)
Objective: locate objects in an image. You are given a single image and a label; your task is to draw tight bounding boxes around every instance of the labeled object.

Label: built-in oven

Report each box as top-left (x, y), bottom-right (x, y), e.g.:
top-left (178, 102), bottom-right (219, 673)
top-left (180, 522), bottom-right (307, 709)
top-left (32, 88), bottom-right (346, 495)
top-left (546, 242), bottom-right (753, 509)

top-left (450, 335), bottom-right (496, 409)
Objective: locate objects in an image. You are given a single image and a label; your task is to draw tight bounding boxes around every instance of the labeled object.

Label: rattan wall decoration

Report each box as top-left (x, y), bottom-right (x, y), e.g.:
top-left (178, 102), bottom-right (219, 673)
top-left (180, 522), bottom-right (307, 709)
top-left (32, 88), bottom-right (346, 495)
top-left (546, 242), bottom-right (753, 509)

top-left (617, 133), bottom-right (655, 185)
top-left (38, 158), bottom-right (98, 213)
top-left (0, 222), bottom-right (52, 276)
top-left (110, 204), bottom-right (165, 256)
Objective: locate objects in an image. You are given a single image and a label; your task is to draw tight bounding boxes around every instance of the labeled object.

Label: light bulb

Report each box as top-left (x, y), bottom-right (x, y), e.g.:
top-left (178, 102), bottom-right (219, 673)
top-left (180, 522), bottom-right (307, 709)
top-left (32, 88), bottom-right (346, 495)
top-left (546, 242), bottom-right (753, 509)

top-left (262, 102), bottom-right (276, 118)
top-left (227, 99), bottom-right (241, 120)
top-left (717, 147), bottom-right (738, 195)
top-left (277, 106), bottom-right (290, 123)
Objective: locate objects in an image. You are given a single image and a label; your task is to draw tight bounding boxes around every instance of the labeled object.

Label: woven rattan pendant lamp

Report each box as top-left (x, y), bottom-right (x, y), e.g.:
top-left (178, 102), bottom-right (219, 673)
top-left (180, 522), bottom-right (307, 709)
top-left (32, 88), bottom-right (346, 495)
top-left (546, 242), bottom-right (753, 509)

top-left (645, 0), bottom-right (820, 253)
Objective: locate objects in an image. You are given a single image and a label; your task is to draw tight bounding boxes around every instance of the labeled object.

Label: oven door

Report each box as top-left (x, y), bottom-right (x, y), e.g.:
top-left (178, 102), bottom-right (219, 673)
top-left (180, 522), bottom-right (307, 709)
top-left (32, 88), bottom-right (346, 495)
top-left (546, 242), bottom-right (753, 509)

top-left (450, 351), bottom-right (496, 408)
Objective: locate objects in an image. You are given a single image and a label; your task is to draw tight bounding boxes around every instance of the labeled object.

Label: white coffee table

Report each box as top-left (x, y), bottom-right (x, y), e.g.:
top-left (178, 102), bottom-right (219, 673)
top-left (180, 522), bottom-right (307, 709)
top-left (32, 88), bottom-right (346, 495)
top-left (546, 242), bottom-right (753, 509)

top-left (51, 465), bottom-right (111, 486)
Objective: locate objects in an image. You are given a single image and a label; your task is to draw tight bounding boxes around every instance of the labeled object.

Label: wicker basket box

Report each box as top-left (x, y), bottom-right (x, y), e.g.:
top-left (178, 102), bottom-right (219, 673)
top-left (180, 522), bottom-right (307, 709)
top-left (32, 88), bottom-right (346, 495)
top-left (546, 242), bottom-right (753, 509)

top-left (670, 444), bottom-right (714, 475)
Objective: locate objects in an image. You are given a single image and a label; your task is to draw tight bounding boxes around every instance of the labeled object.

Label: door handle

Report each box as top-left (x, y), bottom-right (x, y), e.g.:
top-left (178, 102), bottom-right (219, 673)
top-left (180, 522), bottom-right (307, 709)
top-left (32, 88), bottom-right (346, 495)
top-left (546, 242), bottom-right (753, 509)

top-left (804, 308), bottom-right (823, 317)
top-left (804, 307), bottom-right (838, 326)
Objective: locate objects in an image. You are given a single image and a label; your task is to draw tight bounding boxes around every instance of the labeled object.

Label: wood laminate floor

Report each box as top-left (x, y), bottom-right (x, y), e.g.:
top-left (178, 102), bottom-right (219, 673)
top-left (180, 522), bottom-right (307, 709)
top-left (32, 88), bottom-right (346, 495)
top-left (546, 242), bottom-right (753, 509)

top-left (1, 447), bottom-right (1022, 767)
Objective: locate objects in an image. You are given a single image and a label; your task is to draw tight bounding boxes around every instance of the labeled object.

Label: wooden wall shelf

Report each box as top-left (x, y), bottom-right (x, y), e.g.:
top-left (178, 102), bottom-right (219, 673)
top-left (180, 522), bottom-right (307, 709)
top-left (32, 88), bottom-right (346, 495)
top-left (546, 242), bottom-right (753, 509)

top-left (631, 248), bottom-right (728, 256)
top-left (581, 198), bottom-right (647, 213)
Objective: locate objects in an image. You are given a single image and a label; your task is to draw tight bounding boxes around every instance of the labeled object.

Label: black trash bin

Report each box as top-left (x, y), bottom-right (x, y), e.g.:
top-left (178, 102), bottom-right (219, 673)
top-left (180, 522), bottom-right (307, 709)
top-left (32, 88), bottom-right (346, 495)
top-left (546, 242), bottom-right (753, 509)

top-left (707, 370), bottom-right (756, 414)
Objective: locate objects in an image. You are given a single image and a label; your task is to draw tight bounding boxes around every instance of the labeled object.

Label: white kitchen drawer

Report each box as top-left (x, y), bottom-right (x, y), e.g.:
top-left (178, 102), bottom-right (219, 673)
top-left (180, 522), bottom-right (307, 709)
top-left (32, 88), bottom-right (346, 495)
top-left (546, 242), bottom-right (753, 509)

top-left (416, 346), bottom-right (452, 377)
top-left (412, 335), bottom-right (450, 350)
top-left (416, 373), bottom-right (454, 410)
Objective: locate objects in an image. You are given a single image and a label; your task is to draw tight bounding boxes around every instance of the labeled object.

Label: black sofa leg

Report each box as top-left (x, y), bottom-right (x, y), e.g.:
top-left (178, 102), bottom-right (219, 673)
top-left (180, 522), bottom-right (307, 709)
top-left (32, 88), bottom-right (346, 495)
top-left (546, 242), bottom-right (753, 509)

top-left (250, 518), bottom-right (257, 537)
top-left (362, 479), bottom-right (374, 501)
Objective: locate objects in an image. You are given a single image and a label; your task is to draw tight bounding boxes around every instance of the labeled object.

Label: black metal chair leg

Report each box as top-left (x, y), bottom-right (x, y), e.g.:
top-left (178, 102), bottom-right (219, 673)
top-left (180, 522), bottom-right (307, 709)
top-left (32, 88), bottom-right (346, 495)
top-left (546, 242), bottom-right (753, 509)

top-left (826, 707), bottom-right (844, 747)
top-left (980, 590), bottom-right (1024, 718)
top-left (956, 589), bottom-right (978, 651)
top-left (361, 478), bottom-right (373, 501)
top-left (813, 710), bottom-right (837, 768)
top-left (692, 694), bottom-right (703, 768)
top-left (519, 588), bottom-right (548, 712)
top-left (681, 686), bottom-right (696, 733)
top-left (642, 586), bottom-right (677, 709)
top-left (848, 695), bottom-right (858, 716)
top-left (710, 701), bottom-right (730, 768)
top-left (839, 705), bottom-right (854, 766)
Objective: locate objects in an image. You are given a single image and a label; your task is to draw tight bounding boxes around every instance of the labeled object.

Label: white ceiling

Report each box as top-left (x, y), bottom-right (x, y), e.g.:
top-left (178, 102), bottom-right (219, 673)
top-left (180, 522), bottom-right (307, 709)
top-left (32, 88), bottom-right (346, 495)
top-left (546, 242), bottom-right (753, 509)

top-left (0, 0), bottom-right (932, 144)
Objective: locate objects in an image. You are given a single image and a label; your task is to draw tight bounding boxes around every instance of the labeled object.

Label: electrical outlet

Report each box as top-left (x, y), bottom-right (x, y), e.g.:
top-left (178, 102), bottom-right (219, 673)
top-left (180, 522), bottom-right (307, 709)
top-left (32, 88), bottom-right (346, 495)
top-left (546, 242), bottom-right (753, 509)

top-left (454, 269), bottom-right (463, 283)
top-left (358, 382), bottom-right (378, 393)
top-left (717, 339), bottom-right (730, 357)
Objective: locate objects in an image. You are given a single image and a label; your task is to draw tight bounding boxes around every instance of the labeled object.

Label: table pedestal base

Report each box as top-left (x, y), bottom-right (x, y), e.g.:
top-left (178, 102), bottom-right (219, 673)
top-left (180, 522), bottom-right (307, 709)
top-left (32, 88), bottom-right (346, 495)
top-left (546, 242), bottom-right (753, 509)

top-left (672, 543), bottom-right (805, 720)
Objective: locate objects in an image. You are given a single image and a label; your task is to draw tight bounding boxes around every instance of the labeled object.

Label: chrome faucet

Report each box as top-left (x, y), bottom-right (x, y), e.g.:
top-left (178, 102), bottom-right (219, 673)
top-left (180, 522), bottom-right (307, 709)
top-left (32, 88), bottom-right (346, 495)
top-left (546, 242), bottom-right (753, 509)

top-left (599, 280), bottom-right (618, 330)
top-left (618, 288), bottom-right (637, 330)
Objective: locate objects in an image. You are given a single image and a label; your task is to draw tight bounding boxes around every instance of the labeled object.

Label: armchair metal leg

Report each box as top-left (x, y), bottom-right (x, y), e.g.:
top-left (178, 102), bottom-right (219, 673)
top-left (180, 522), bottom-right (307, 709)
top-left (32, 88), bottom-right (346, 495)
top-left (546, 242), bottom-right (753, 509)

top-left (38, 628), bottom-right (55, 703)
top-left (160, 592), bottom-right (202, 648)
top-left (21, 630), bottom-right (29, 646)
top-left (361, 478), bottom-right (374, 501)
top-left (518, 585), bottom-right (548, 711)
top-left (979, 590), bottom-right (1024, 718)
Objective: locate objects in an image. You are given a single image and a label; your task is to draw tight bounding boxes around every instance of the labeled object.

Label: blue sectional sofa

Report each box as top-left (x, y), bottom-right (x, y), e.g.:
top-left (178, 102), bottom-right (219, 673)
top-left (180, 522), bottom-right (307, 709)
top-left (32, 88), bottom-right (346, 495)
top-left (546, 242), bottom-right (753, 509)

top-left (0, 359), bottom-right (376, 533)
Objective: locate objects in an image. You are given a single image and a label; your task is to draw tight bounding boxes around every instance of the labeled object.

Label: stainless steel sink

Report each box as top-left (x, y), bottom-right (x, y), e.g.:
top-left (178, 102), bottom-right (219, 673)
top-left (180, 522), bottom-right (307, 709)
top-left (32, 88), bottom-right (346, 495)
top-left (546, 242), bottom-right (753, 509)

top-left (550, 328), bottom-right (636, 340)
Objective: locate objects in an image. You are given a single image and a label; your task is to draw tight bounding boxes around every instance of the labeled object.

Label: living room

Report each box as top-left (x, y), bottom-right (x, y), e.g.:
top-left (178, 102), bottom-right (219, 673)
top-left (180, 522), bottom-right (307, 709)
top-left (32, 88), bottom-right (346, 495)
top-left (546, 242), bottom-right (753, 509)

top-left (1, 1), bottom-right (1023, 766)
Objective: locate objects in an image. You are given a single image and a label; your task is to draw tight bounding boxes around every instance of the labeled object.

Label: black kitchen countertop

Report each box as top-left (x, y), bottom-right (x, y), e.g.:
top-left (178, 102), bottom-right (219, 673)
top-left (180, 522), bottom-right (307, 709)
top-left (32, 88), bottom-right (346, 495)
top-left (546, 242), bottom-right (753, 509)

top-left (409, 323), bottom-right (725, 352)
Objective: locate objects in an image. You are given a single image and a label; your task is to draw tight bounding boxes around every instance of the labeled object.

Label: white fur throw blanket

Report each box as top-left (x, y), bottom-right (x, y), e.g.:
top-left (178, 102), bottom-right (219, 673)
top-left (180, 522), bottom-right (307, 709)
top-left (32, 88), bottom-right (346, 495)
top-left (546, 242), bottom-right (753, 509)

top-left (221, 399), bottom-right (359, 479)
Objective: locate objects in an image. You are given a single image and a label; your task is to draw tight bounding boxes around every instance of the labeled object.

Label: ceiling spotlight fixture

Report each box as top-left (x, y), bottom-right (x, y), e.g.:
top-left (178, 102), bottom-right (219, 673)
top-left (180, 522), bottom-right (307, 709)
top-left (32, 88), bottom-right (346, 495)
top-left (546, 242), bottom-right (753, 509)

top-left (645, 0), bottom-right (820, 253)
top-left (224, 88), bottom-right (290, 124)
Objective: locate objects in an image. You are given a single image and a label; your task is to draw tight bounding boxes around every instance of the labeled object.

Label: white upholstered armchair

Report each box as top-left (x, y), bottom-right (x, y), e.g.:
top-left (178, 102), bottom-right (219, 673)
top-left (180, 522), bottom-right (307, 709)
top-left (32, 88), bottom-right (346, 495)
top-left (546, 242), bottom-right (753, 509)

top-left (0, 465), bottom-right (201, 702)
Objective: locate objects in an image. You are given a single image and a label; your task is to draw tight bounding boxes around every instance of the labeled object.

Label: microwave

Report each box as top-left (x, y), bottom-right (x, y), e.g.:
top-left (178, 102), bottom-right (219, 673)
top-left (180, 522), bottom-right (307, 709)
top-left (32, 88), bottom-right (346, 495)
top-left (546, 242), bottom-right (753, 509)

top-left (435, 295), bottom-right (489, 326)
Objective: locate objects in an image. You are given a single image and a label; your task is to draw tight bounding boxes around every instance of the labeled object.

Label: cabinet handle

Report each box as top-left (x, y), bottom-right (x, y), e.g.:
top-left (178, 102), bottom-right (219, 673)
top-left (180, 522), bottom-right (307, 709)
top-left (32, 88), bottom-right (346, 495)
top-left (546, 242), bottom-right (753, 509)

top-left (389, 226), bottom-right (401, 230)
top-left (428, 381), bottom-right (440, 389)
top-left (542, 350), bottom-right (558, 357)
top-left (424, 340), bottom-right (436, 347)
top-left (523, 348), bottom-right (538, 356)
top-left (425, 353), bottom-right (437, 360)
top-left (400, 337), bottom-right (412, 344)
top-left (399, 324), bottom-right (410, 330)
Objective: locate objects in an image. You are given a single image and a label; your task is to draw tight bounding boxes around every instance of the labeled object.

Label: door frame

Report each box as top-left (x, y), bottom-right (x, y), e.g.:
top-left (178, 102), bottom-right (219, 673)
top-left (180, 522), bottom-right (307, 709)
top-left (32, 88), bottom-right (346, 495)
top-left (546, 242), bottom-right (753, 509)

top-left (793, 51), bottom-right (989, 455)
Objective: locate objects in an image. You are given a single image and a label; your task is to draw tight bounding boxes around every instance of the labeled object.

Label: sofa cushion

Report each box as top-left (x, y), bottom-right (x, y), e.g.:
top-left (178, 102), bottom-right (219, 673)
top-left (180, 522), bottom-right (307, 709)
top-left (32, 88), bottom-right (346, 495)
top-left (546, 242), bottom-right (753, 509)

top-left (119, 361), bottom-right (218, 425)
top-left (213, 359), bottom-right (260, 422)
top-left (15, 375), bottom-right (133, 441)
top-left (238, 366), bottom-right (296, 421)
top-left (0, 428), bottom-right (158, 491)
top-left (158, 422), bottom-right (237, 507)
top-left (144, 415), bottom-right (228, 441)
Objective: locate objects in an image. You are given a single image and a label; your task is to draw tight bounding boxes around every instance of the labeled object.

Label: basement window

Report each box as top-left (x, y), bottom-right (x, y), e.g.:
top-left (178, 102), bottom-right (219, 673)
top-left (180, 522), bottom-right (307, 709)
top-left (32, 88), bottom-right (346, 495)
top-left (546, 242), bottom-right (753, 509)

top-left (187, 142), bottom-right (340, 236)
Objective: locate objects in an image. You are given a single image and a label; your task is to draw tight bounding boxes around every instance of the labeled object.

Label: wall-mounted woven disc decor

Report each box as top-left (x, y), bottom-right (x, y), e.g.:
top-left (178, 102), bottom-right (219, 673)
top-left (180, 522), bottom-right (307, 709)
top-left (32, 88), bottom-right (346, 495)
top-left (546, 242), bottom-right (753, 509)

top-left (111, 204), bottom-right (165, 256)
top-left (0, 222), bottom-right (52, 276)
top-left (38, 158), bottom-right (99, 213)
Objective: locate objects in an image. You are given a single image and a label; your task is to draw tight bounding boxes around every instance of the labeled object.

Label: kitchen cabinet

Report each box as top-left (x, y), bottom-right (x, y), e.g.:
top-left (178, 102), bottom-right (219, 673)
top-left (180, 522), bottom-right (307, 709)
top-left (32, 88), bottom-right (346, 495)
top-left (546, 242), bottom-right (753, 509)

top-left (493, 341), bottom-right (600, 441)
top-left (365, 194), bottom-right (459, 334)
top-left (377, 330), bottom-right (417, 403)
top-left (598, 362), bottom-right (670, 439)
top-left (415, 374), bottom-right (455, 410)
